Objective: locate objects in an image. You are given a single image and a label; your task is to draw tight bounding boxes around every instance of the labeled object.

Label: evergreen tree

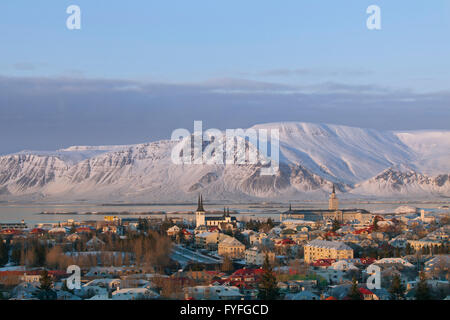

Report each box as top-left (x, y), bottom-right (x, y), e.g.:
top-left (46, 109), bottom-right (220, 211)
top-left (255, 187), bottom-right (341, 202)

top-left (415, 272), bottom-right (431, 300)
top-left (347, 277), bottom-right (362, 300)
top-left (39, 269), bottom-right (53, 291)
top-left (246, 219), bottom-right (261, 232)
top-left (257, 254), bottom-right (279, 300)
top-left (160, 216), bottom-right (173, 233)
top-left (10, 244), bottom-right (21, 264)
top-left (389, 274), bottom-right (405, 300)
top-left (260, 218), bottom-right (275, 233)
top-left (35, 242), bottom-right (46, 267)
top-left (138, 218), bottom-right (149, 233)
top-left (176, 229), bottom-right (185, 244)
top-left (266, 218), bottom-right (275, 230)
top-left (331, 218), bottom-right (340, 232)
top-left (372, 216), bottom-right (380, 231)
top-left (0, 240), bottom-right (8, 266)
top-left (37, 269), bottom-right (57, 300)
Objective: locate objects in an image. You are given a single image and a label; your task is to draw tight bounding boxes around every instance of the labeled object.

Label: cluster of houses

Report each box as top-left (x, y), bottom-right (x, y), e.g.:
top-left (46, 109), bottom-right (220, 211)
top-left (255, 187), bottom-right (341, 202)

top-left (165, 192), bottom-right (449, 300)
top-left (0, 191), bottom-right (449, 300)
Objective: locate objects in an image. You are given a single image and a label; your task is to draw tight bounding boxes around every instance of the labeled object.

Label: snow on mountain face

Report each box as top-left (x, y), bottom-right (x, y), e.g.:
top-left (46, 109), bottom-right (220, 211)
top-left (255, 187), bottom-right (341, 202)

top-left (252, 122), bottom-right (417, 185)
top-left (43, 140), bottom-right (332, 202)
top-left (395, 130), bottom-right (450, 175)
top-left (350, 129), bottom-right (450, 198)
top-left (14, 145), bottom-right (130, 165)
top-left (0, 122), bottom-right (449, 202)
top-left (352, 168), bottom-right (450, 198)
top-left (0, 154), bottom-right (68, 195)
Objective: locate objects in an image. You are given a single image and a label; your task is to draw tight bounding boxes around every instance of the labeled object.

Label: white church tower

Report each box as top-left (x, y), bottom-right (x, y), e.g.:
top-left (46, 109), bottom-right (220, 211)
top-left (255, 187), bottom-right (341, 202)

top-left (329, 185), bottom-right (339, 211)
top-left (195, 195), bottom-right (206, 228)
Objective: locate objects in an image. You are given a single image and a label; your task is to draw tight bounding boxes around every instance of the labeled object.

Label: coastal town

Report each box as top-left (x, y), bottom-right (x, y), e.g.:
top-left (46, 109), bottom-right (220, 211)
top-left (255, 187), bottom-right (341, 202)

top-left (0, 189), bottom-right (449, 301)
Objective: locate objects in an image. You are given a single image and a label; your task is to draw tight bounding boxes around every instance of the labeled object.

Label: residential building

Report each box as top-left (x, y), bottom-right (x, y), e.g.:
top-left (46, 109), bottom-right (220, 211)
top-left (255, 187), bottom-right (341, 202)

top-left (218, 237), bottom-right (245, 258)
top-left (195, 232), bottom-right (230, 250)
top-left (184, 285), bottom-right (243, 300)
top-left (304, 240), bottom-right (353, 263)
top-left (245, 247), bottom-right (275, 266)
top-left (167, 225), bottom-right (181, 237)
top-left (408, 239), bottom-right (443, 251)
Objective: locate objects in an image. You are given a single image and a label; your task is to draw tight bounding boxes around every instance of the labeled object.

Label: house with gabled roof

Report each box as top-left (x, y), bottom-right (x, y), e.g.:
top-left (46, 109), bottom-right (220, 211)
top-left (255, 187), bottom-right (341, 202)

top-left (304, 240), bottom-right (353, 263)
top-left (218, 237), bottom-right (245, 258)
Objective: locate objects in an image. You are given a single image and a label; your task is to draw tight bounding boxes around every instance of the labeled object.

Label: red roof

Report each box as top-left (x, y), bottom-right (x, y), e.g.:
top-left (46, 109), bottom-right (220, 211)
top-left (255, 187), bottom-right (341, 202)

top-left (359, 288), bottom-right (373, 295)
top-left (359, 257), bottom-right (376, 265)
top-left (0, 229), bottom-right (22, 235)
top-left (312, 259), bottom-right (336, 267)
top-left (276, 238), bottom-right (296, 245)
top-left (76, 227), bottom-right (94, 233)
top-left (182, 229), bottom-right (193, 235)
top-left (232, 268), bottom-right (264, 277)
top-left (326, 231), bottom-right (340, 237)
top-left (0, 270), bottom-right (68, 278)
top-left (353, 226), bottom-right (374, 235)
top-left (227, 268), bottom-right (265, 284)
top-left (325, 296), bottom-right (337, 300)
top-left (30, 228), bottom-right (46, 234)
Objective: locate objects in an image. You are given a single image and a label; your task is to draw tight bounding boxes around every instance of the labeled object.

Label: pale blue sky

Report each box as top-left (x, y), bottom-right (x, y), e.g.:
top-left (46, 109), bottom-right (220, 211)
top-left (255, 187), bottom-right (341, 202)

top-left (0, 1), bottom-right (449, 154)
top-left (1, 1), bottom-right (449, 90)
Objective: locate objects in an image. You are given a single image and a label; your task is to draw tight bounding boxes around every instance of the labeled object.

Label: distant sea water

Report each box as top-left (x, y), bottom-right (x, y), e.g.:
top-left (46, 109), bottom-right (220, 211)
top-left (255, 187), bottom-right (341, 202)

top-left (0, 200), bottom-right (449, 226)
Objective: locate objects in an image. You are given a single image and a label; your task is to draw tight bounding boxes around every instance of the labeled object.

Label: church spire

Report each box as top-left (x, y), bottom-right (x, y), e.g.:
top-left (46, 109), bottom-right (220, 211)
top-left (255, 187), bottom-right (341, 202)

top-left (197, 194), bottom-right (205, 212)
top-left (329, 184), bottom-right (339, 210)
top-left (289, 203), bottom-right (292, 212)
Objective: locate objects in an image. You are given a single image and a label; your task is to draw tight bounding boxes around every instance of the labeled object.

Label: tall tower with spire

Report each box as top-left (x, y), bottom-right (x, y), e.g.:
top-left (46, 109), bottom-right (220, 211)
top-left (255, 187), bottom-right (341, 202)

top-left (195, 194), bottom-right (206, 228)
top-left (328, 184), bottom-right (339, 211)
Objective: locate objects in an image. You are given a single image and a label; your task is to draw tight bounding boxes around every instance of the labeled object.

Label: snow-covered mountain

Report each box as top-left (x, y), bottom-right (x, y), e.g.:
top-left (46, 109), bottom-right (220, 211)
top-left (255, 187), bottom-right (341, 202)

top-left (0, 122), bottom-right (449, 202)
top-left (352, 167), bottom-right (450, 197)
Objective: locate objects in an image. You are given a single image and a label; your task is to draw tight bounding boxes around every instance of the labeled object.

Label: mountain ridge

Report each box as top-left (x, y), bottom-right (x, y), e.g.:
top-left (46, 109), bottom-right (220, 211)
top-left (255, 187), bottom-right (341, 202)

top-left (0, 122), bottom-right (449, 202)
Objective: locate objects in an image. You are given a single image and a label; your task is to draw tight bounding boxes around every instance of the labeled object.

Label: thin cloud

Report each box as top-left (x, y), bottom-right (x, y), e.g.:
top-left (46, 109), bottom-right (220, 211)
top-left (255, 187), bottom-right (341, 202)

top-left (12, 63), bottom-right (38, 71)
top-left (242, 68), bottom-right (373, 78)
